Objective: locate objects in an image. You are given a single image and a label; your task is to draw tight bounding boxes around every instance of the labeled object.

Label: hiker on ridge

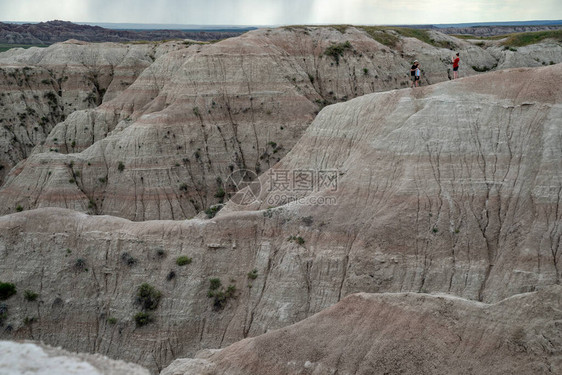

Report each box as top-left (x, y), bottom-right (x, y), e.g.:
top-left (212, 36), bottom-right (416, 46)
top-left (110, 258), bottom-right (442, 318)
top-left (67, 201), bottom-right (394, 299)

top-left (410, 60), bottom-right (420, 88)
top-left (452, 53), bottom-right (460, 79)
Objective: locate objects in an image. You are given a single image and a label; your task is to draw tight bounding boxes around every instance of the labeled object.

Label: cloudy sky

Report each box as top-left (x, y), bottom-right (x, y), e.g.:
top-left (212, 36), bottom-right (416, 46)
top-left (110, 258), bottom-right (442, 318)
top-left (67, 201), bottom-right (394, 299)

top-left (1, 0), bottom-right (561, 25)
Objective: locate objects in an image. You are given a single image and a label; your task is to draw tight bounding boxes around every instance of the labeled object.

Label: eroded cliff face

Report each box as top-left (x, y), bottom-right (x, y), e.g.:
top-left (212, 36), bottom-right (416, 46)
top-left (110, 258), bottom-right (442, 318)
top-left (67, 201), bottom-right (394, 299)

top-left (0, 64), bottom-right (560, 373)
top-left (161, 286), bottom-right (562, 375)
top-left (1, 26), bottom-right (560, 220)
top-left (0, 40), bottom-right (186, 184)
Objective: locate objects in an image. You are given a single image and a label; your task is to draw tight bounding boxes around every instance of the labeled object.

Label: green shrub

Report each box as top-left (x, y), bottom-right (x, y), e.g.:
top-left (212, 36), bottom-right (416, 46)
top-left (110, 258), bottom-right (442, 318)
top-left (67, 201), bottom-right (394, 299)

top-left (117, 162), bottom-right (125, 172)
top-left (214, 188), bottom-right (225, 199)
top-left (121, 252), bottom-right (137, 267)
top-left (74, 258), bottom-right (87, 272)
top-left (176, 256), bottom-right (192, 266)
top-left (207, 280), bottom-right (237, 311)
top-left (134, 312), bottom-right (153, 327)
top-left (107, 317), bottom-right (117, 324)
top-left (136, 283), bottom-right (161, 311)
top-left (0, 282), bottom-right (16, 300)
top-left (288, 235), bottom-right (305, 245)
top-left (324, 41), bottom-right (352, 65)
top-left (247, 269), bottom-right (258, 280)
top-left (205, 204), bottom-right (223, 219)
top-left (209, 278), bottom-right (222, 291)
top-left (16, 205), bottom-right (23, 212)
top-left (24, 290), bottom-right (38, 302)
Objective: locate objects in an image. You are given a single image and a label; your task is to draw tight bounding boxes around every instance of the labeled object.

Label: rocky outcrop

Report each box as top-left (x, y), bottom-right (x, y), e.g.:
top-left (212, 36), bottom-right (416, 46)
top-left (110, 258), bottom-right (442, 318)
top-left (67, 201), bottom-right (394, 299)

top-left (1, 26), bottom-right (560, 220)
top-left (0, 20), bottom-right (248, 45)
top-left (162, 286), bottom-right (562, 375)
top-left (439, 24), bottom-right (562, 37)
top-left (0, 40), bottom-right (189, 184)
top-left (0, 340), bottom-right (149, 374)
top-left (0, 64), bottom-right (560, 373)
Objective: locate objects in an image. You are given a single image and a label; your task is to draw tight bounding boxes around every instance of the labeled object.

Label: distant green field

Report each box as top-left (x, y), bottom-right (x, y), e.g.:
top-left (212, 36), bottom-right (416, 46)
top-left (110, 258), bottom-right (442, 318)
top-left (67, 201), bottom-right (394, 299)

top-left (502, 29), bottom-right (562, 47)
top-left (0, 44), bottom-right (49, 53)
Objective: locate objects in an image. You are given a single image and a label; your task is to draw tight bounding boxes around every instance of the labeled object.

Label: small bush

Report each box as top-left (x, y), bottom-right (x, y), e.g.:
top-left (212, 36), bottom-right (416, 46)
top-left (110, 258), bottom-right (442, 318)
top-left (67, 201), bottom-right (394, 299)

top-left (166, 271), bottom-right (176, 281)
top-left (176, 256), bottom-right (192, 266)
top-left (247, 269), bottom-right (258, 280)
top-left (136, 283), bottom-right (161, 311)
top-left (74, 258), bottom-right (87, 272)
top-left (209, 278), bottom-right (222, 291)
top-left (288, 235), bottom-right (305, 245)
top-left (207, 280), bottom-right (237, 311)
top-left (107, 317), bottom-right (117, 324)
top-left (0, 282), bottom-right (16, 300)
top-left (121, 252), bottom-right (137, 267)
top-left (117, 162), bottom-right (125, 172)
top-left (16, 205), bottom-right (23, 212)
top-left (24, 290), bottom-right (38, 302)
top-left (324, 41), bottom-right (352, 65)
top-left (214, 188), bottom-right (225, 199)
top-left (156, 249), bottom-right (166, 258)
top-left (205, 204), bottom-right (223, 219)
top-left (134, 312), bottom-right (153, 327)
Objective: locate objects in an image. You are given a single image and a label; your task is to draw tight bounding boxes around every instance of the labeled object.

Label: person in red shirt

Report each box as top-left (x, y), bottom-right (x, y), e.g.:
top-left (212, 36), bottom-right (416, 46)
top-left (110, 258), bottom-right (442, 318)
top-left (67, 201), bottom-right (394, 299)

top-left (452, 53), bottom-right (460, 79)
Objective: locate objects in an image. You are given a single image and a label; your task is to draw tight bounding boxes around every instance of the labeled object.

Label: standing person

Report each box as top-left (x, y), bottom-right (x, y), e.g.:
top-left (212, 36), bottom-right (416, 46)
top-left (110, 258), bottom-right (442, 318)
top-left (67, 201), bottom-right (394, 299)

top-left (410, 60), bottom-right (420, 88)
top-left (452, 53), bottom-right (460, 79)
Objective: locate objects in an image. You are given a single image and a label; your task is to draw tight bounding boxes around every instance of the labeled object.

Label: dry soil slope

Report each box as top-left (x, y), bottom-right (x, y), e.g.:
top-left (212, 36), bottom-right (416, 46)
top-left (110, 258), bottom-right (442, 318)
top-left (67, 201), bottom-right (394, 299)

top-left (0, 40), bottom-right (183, 184)
top-left (3, 26), bottom-right (559, 220)
top-left (0, 65), bottom-right (560, 372)
top-left (162, 286), bottom-right (562, 375)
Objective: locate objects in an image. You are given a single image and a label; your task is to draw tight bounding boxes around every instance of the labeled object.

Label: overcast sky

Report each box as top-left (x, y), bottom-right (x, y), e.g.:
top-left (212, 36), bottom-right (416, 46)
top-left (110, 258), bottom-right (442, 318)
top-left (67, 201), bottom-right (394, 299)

top-left (1, 0), bottom-right (561, 25)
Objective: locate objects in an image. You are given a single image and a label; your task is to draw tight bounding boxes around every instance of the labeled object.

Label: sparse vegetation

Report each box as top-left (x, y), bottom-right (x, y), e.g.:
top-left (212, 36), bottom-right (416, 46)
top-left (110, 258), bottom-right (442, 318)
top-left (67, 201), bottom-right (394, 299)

top-left (74, 258), bottom-right (87, 272)
top-left (117, 161), bottom-right (125, 172)
top-left (176, 256), bottom-right (192, 266)
top-left (121, 252), bottom-right (137, 267)
top-left (16, 205), bottom-right (23, 212)
top-left (0, 282), bottom-right (17, 300)
top-left (207, 278), bottom-right (237, 310)
top-left (136, 283), bottom-right (161, 311)
top-left (324, 41), bottom-right (352, 65)
top-left (502, 29), bottom-right (562, 47)
top-left (107, 317), bottom-right (117, 324)
top-left (288, 235), bottom-right (305, 245)
top-left (134, 311), bottom-right (153, 327)
top-left (247, 269), bottom-right (258, 280)
top-left (166, 271), bottom-right (176, 281)
top-left (24, 290), bottom-right (38, 302)
top-left (205, 204), bottom-right (223, 219)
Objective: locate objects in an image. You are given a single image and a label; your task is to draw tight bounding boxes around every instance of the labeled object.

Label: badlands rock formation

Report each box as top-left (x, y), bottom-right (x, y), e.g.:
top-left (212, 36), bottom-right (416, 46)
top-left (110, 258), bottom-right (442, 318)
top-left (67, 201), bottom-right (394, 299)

top-left (0, 340), bottom-right (149, 374)
top-left (0, 39), bottom-right (186, 184)
top-left (0, 63), bottom-right (560, 373)
top-left (162, 286), bottom-right (562, 375)
top-left (0, 26), bottom-right (560, 220)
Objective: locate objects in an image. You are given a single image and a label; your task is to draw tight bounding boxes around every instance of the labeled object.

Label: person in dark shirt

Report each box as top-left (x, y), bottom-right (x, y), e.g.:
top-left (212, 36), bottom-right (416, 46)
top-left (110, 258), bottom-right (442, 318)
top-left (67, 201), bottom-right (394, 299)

top-left (410, 60), bottom-right (420, 88)
top-left (452, 53), bottom-right (460, 79)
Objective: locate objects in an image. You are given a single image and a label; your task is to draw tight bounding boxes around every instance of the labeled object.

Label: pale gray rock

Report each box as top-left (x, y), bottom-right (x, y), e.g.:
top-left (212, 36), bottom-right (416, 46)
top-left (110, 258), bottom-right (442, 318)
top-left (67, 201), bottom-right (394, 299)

top-left (0, 64), bottom-right (561, 373)
top-left (0, 340), bottom-right (149, 375)
top-left (1, 27), bottom-right (560, 220)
